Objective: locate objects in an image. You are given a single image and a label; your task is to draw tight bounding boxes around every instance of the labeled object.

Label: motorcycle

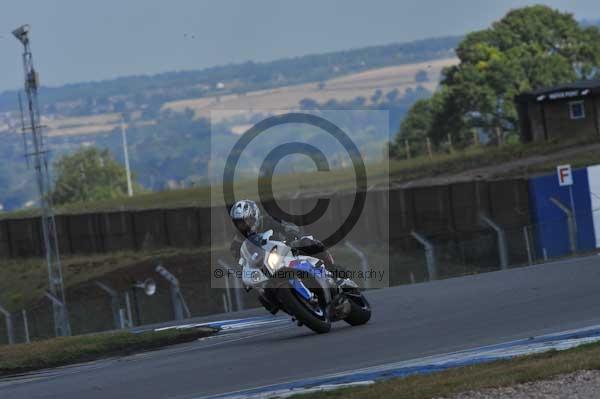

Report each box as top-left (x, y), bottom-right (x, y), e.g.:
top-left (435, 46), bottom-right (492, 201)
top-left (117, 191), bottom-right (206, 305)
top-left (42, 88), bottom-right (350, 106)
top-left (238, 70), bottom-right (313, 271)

top-left (238, 229), bottom-right (371, 333)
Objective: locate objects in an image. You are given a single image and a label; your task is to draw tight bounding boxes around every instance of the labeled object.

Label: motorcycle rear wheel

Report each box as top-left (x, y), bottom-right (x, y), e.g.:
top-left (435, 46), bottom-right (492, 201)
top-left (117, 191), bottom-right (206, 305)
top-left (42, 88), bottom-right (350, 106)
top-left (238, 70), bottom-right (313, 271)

top-left (344, 294), bottom-right (371, 326)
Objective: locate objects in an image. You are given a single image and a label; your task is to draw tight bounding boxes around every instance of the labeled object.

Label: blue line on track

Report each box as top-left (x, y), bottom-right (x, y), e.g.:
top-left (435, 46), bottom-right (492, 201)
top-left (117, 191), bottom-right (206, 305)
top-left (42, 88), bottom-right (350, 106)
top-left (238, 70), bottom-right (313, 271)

top-left (200, 324), bottom-right (600, 399)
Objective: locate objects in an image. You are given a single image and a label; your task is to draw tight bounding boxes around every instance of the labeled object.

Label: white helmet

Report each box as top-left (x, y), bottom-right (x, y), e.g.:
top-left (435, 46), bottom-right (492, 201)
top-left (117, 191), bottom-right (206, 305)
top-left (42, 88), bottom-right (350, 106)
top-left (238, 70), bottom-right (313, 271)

top-left (229, 200), bottom-right (261, 236)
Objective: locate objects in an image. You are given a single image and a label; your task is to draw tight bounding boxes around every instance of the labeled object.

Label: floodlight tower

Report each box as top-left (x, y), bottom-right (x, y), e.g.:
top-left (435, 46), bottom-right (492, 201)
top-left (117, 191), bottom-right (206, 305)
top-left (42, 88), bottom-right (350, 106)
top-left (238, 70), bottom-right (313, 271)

top-left (13, 25), bottom-right (71, 336)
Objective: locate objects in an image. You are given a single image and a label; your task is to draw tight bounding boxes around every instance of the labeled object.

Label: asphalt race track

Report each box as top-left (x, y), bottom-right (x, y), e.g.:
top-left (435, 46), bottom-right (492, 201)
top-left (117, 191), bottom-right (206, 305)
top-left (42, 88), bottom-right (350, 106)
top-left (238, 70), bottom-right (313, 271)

top-left (2, 255), bottom-right (600, 399)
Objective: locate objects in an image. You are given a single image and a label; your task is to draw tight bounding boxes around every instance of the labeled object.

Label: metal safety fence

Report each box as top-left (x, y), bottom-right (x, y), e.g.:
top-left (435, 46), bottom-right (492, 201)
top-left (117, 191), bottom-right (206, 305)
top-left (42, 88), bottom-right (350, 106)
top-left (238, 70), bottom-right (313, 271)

top-left (0, 206), bottom-right (594, 346)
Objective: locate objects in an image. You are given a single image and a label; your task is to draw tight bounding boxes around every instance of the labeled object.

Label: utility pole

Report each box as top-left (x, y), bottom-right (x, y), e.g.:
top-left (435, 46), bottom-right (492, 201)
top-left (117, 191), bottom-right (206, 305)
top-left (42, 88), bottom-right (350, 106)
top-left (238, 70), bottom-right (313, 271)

top-left (13, 25), bottom-right (71, 337)
top-left (120, 117), bottom-right (133, 196)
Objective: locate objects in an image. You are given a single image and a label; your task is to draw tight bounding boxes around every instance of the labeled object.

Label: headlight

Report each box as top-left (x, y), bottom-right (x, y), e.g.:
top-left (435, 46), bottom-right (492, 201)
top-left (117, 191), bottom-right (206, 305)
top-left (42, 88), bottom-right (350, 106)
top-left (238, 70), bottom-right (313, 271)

top-left (266, 248), bottom-right (282, 273)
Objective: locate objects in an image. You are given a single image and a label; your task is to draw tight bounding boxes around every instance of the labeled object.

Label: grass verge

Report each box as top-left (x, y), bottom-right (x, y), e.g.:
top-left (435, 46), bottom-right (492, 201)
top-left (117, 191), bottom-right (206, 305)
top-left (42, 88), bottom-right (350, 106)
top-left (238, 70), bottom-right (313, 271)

top-left (0, 327), bottom-right (217, 376)
top-left (299, 341), bottom-right (600, 399)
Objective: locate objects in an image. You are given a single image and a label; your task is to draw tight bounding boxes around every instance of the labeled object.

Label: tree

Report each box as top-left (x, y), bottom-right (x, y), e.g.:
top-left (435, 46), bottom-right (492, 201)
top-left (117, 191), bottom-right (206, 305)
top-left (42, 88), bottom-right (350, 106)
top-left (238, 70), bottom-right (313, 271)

top-left (52, 147), bottom-right (134, 205)
top-left (394, 5), bottom-right (600, 152)
top-left (391, 98), bottom-right (434, 157)
top-left (299, 98), bottom-right (319, 110)
top-left (385, 89), bottom-right (400, 104)
top-left (371, 89), bottom-right (383, 104)
top-left (415, 69), bottom-right (429, 83)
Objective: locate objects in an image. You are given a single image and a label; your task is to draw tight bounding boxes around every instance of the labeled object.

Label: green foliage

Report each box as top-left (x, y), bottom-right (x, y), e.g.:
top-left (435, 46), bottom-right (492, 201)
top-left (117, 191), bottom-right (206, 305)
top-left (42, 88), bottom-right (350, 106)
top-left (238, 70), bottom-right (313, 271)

top-left (51, 147), bottom-right (135, 205)
top-left (391, 99), bottom-right (434, 157)
top-left (392, 6), bottom-right (600, 157)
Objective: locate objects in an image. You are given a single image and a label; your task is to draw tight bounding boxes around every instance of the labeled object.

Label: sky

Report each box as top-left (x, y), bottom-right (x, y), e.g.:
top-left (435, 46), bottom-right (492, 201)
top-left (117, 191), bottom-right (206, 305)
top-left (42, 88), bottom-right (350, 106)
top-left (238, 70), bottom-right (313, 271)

top-left (0, 0), bottom-right (599, 92)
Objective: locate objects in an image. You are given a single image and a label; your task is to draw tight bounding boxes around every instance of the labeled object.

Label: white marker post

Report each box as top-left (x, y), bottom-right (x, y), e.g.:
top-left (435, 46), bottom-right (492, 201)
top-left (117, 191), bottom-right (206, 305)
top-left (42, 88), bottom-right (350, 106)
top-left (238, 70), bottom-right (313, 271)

top-left (120, 116), bottom-right (134, 197)
top-left (557, 165), bottom-right (577, 232)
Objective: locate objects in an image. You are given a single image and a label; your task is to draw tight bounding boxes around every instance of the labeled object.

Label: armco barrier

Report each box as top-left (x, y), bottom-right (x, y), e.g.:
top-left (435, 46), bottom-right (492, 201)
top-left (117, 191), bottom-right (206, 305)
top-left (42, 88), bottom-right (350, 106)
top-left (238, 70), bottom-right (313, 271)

top-left (165, 208), bottom-right (201, 247)
top-left (7, 218), bottom-right (43, 258)
top-left (450, 181), bottom-right (490, 233)
top-left (66, 213), bottom-right (103, 254)
top-left (411, 185), bottom-right (454, 236)
top-left (100, 211), bottom-right (136, 252)
top-left (0, 221), bottom-right (12, 258)
top-left (132, 210), bottom-right (169, 250)
top-left (388, 188), bottom-right (414, 243)
top-left (488, 179), bottom-right (531, 264)
top-left (197, 207), bottom-right (213, 247)
top-left (489, 179), bottom-right (530, 226)
top-left (0, 178), bottom-right (532, 259)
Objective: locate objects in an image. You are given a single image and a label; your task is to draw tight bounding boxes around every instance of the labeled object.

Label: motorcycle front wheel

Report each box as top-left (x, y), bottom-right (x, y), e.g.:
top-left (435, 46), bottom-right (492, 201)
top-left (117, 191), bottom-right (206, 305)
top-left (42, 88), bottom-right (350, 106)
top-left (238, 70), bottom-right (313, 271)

top-left (277, 282), bottom-right (331, 334)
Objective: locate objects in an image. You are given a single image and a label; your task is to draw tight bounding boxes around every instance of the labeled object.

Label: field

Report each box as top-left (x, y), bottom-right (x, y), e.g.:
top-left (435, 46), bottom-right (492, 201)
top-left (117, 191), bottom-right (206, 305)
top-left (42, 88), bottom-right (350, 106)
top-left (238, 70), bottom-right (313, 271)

top-left (0, 57), bottom-right (456, 139)
top-left (163, 58), bottom-right (457, 121)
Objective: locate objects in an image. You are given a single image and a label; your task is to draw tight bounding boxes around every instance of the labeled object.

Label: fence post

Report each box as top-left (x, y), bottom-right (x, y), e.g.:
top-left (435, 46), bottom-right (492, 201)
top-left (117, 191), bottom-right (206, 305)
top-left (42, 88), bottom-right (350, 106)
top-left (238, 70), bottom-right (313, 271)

top-left (523, 225), bottom-right (533, 266)
top-left (95, 281), bottom-right (123, 329)
top-left (44, 291), bottom-right (70, 337)
top-left (426, 138), bottom-right (433, 160)
top-left (495, 126), bottom-right (503, 146)
top-left (550, 197), bottom-right (577, 253)
top-left (479, 213), bottom-right (509, 270)
top-left (411, 231), bottom-right (437, 281)
top-left (0, 303), bottom-right (15, 345)
top-left (222, 294), bottom-right (230, 313)
top-left (472, 128), bottom-right (480, 146)
top-left (22, 309), bottom-right (30, 344)
top-left (344, 241), bottom-right (370, 289)
top-left (223, 274), bottom-right (232, 314)
top-left (155, 264), bottom-right (191, 320)
top-left (124, 291), bottom-right (134, 327)
top-left (218, 259), bottom-right (244, 311)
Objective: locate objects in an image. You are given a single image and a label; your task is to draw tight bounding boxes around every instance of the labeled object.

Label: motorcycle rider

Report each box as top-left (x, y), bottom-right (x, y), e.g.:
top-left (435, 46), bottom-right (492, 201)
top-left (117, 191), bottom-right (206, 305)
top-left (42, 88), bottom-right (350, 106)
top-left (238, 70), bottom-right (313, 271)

top-left (228, 199), bottom-right (335, 314)
top-left (229, 199), bottom-right (334, 265)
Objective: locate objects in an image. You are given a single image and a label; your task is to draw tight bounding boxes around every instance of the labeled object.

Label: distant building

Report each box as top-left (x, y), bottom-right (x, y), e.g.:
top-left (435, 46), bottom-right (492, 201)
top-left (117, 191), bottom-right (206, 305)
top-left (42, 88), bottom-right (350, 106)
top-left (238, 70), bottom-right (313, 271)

top-left (515, 81), bottom-right (600, 142)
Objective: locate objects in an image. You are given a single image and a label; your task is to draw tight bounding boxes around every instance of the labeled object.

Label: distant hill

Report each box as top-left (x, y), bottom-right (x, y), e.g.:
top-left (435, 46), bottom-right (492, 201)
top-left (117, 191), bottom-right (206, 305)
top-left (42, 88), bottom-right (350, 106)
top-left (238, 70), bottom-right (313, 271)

top-left (0, 35), bottom-right (461, 115)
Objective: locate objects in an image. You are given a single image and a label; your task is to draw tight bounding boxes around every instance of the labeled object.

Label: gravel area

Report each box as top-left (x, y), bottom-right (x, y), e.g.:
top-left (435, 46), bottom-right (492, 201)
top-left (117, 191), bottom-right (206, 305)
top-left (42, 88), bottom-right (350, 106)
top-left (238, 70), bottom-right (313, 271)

top-left (441, 370), bottom-right (600, 399)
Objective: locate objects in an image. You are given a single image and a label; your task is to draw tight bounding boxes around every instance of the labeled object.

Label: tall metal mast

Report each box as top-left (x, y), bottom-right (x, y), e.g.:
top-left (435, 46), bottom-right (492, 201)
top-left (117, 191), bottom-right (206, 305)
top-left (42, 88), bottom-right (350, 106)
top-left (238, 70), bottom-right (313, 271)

top-left (13, 25), bottom-right (71, 337)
